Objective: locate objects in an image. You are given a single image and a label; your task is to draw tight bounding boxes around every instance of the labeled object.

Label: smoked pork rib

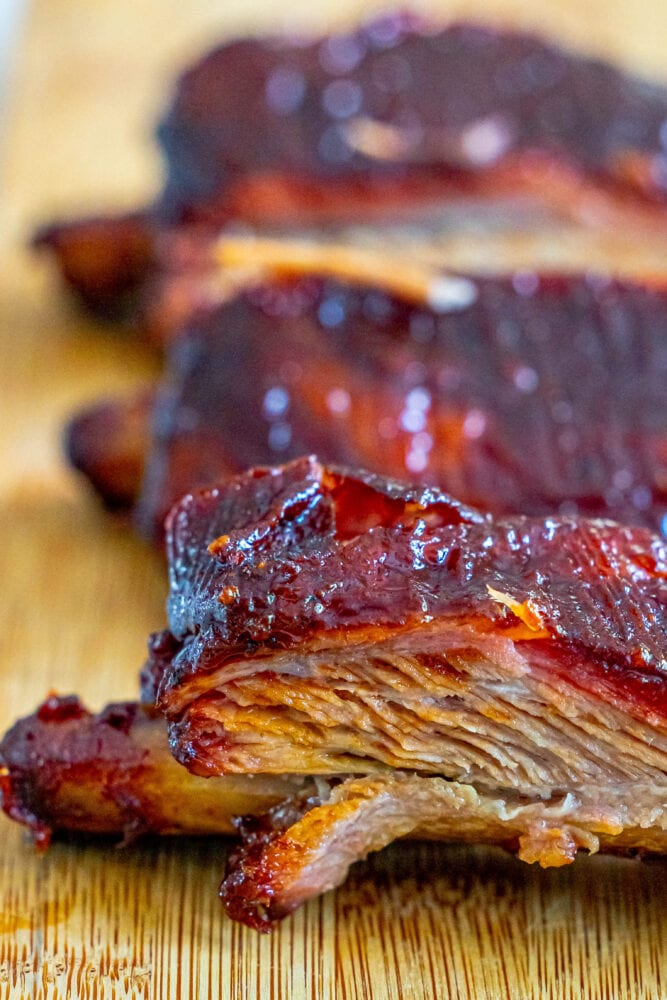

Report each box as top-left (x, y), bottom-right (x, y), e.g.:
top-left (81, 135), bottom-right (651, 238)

top-left (144, 457), bottom-right (667, 927)
top-left (68, 267), bottom-right (667, 537)
top-left (156, 16), bottom-right (667, 228)
top-left (2, 459), bottom-right (667, 929)
top-left (0, 695), bottom-right (311, 847)
top-left (39, 18), bottom-right (667, 317)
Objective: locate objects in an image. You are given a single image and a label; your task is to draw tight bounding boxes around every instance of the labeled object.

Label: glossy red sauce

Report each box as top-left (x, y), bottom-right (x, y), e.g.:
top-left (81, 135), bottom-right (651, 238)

top-left (159, 17), bottom-right (667, 224)
top-left (136, 272), bottom-right (667, 539)
top-left (147, 458), bottom-right (667, 724)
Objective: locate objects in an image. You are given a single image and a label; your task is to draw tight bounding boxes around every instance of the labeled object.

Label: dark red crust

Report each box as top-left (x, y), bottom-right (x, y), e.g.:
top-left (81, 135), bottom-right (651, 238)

top-left (141, 629), bottom-right (184, 706)
top-left (0, 696), bottom-right (147, 847)
top-left (150, 458), bottom-right (667, 730)
top-left (68, 270), bottom-right (667, 539)
top-left (219, 793), bottom-right (321, 931)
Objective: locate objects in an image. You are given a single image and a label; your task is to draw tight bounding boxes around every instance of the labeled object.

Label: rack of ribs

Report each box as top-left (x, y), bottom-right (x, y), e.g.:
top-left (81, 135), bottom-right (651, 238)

top-left (5, 458), bottom-right (663, 929)
top-left (65, 242), bottom-right (667, 540)
top-left (36, 15), bottom-right (667, 319)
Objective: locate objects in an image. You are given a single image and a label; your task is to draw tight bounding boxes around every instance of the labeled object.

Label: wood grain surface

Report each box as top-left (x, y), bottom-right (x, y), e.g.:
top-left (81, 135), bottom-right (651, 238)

top-left (1, 1), bottom-right (667, 997)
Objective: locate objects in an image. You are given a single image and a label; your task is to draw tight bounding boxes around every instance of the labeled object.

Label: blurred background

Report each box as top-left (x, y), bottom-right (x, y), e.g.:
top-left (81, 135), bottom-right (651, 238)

top-left (4, 0), bottom-right (667, 230)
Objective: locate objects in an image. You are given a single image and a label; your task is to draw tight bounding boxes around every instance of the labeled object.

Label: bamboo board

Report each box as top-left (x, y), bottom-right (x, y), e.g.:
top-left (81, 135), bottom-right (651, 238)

top-left (1, 1), bottom-right (667, 997)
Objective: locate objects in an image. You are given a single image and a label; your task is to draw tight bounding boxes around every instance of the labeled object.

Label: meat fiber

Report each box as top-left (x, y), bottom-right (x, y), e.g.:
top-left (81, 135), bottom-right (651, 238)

top-left (143, 457), bottom-right (667, 927)
top-left (39, 18), bottom-right (667, 318)
top-left (66, 255), bottom-right (667, 538)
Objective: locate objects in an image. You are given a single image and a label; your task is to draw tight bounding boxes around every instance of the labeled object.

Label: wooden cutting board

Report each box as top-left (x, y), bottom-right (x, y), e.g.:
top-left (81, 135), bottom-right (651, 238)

top-left (1, 1), bottom-right (667, 997)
